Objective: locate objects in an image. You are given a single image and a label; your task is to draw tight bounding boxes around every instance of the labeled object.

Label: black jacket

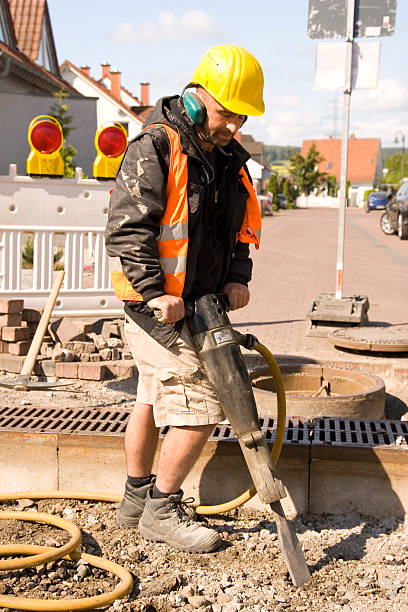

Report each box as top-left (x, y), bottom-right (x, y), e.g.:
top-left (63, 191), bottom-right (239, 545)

top-left (105, 95), bottom-right (254, 303)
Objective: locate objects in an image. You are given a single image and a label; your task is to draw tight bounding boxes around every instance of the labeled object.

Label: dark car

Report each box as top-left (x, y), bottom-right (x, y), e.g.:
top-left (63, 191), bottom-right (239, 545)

top-left (366, 191), bottom-right (388, 212)
top-left (380, 181), bottom-right (408, 240)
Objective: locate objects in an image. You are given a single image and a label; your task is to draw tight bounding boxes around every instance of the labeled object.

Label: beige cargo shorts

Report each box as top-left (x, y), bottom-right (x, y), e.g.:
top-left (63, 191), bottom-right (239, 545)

top-left (124, 317), bottom-right (224, 427)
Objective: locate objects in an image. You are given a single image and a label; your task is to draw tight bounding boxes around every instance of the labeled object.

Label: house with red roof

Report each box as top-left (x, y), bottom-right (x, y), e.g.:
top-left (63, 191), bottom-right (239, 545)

top-left (301, 136), bottom-right (382, 206)
top-left (60, 61), bottom-right (153, 140)
top-left (0, 0), bottom-right (97, 175)
top-left (1, 0), bottom-right (79, 95)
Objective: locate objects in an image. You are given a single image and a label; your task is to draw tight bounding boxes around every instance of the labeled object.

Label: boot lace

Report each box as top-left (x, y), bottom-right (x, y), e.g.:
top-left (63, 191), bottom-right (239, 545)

top-left (172, 497), bottom-right (198, 525)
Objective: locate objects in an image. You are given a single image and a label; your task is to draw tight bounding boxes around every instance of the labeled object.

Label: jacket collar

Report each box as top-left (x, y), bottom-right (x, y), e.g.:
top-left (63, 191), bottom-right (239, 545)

top-left (144, 96), bottom-right (251, 170)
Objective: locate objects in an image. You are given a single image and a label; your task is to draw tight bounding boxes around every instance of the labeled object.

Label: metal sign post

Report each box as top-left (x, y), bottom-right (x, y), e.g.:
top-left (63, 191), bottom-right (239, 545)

top-left (336, 0), bottom-right (355, 299)
top-left (306, 0), bottom-right (397, 336)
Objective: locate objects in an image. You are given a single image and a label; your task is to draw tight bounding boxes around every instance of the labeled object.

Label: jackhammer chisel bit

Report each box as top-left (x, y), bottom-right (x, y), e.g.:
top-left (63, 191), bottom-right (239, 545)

top-left (185, 294), bottom-right (310, 586)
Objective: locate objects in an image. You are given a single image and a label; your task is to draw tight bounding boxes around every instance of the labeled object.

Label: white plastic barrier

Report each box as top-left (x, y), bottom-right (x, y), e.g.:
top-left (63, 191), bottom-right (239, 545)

top-left (296, 194), bottom-right (340, 208)
top-left (0, 165), bottom-right (123, 315)
top-left (0, 225), bottom-right (122, 316)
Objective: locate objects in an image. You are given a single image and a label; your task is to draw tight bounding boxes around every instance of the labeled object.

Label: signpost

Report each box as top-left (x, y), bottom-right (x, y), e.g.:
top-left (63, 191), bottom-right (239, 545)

top-left (308, 0), bottom-right (397, 39)
top-left (306, 0), bottom-right (397, 335)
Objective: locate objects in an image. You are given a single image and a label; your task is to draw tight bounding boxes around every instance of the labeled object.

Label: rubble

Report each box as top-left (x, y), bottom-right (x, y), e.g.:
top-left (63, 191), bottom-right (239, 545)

top-left (0, 298), bottom-right (134, 380)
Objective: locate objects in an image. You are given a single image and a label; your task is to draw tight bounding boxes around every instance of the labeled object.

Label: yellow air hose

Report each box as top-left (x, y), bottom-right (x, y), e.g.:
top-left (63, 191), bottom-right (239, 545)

top-left (0, 512), bottom-right (81, 570)
top-left (0, 546), bottom-right (133, 611)
top-left (0, 340), bottom-right (285, 610)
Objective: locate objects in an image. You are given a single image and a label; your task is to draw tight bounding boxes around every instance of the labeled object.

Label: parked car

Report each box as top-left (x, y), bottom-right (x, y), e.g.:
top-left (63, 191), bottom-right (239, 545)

top-left (366, 191), bottom-right (389, 212)
top-left (380, 182), bottom-right (408, 240)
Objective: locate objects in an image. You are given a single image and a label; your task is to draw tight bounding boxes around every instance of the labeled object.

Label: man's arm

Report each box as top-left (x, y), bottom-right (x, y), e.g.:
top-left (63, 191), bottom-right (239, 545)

top-left (105, 129), bottom-right (185, 323)
top-left (221, 241), bottom-right (252, 309)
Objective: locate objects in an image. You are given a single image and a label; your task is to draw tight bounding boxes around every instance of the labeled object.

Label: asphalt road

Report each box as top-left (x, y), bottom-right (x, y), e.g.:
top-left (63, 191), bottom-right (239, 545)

top-left (229, 206), bottom-right (408, 361)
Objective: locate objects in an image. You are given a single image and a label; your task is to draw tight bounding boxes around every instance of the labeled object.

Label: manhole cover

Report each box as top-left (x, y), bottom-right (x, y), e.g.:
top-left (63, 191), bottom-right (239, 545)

top-left (328, 325), bottom-right (408, 352)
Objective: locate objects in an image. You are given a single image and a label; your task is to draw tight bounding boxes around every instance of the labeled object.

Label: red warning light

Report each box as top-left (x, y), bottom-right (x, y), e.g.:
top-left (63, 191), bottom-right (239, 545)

top-left (30, 121), bottom-right (62, 154)
top-left (97, 126), bottom-right (127, 158)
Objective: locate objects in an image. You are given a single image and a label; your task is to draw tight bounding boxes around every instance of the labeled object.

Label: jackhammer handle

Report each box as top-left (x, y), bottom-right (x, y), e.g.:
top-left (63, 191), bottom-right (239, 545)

top-left (153, 294), bottom-right (230, 321)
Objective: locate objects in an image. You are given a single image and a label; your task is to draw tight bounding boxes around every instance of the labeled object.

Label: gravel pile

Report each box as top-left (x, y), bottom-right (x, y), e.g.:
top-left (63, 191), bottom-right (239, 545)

top-left (0, 498), bottom-right (407, 611)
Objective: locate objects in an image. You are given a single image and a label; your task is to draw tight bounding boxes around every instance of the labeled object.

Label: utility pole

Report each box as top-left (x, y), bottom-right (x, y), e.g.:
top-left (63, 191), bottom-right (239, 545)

top-left (335, 0), bottom-right (355, 299)
top-left (306, 0), bottom-right (397, 335)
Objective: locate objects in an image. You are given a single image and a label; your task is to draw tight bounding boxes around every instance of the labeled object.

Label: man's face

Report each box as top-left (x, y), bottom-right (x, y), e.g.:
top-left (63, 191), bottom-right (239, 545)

top-left (197, 89), bottom-right (246, 148)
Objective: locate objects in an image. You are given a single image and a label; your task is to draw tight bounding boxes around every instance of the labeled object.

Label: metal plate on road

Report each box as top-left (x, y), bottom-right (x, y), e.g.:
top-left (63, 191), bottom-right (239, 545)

top-left (328, 325), bottom-right (408, 352)
top-left (308, 0), bottom-right (397, 39)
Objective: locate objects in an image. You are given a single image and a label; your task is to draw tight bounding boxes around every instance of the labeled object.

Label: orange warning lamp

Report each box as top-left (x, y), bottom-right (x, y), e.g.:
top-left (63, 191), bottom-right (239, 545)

top-left (93, 122), bottom-right (127, 179)
top-left (27, 115), bottom-right (64, 177)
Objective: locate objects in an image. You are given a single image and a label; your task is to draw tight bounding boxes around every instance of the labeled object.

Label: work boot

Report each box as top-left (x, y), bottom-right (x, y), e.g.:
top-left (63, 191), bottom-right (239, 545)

top-left (138, 489), bottom-right (222, 553)
top-left (117, 476), bottom-right (155, 528)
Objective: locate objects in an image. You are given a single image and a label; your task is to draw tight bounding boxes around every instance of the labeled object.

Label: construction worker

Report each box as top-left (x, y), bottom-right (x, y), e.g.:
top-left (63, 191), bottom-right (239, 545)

top-left (105, 44), bottom-right (264, 553)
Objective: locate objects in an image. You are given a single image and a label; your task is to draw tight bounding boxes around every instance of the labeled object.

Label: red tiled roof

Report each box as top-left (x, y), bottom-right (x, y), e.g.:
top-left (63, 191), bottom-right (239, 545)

top-left (120, 84), bottom-right (140, 104)
top-left (61, 60), bottom-right (144, 124)
top-left (0, 39), bottom-right (80, 94)
top-left (301, 136), bottom-right (381, 184)
top-left (8, 0), bottom-right (59, 74)
top-left (9, 0), bottom-right (44, 61)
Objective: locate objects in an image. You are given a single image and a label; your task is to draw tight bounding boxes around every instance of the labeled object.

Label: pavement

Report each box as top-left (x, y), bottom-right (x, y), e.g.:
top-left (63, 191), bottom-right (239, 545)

top-left (229, 206), bottom-right (408, 412)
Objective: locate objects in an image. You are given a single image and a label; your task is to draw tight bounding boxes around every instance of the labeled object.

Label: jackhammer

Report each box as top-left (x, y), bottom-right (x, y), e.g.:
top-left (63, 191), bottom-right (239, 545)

top-left (184, 294), bottom-right (311, 587)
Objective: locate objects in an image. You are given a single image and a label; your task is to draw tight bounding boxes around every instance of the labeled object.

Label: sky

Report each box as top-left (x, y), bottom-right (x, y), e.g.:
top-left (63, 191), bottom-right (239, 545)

top-left (47, 0), bottom-right (408, 148)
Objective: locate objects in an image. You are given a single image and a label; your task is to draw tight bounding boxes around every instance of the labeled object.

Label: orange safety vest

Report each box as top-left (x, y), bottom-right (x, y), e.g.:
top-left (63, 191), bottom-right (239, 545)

top-left (110, 124), bottom-right (261, 301)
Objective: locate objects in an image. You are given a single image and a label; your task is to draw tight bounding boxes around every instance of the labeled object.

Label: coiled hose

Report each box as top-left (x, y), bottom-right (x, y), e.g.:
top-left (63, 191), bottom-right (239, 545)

top-left (0, 340), bottom-right (285, 610)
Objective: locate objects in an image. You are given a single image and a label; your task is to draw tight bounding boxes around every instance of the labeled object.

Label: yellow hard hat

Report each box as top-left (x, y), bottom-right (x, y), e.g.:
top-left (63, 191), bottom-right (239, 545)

top-left (191, 44), bottom-right (265, 116)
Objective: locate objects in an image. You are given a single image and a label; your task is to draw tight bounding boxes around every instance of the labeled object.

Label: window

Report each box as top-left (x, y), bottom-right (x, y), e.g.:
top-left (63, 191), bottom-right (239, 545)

top-left (396, 183), bottom-right (407, 199)
top-left (0, 17), bottom-right (5, 43)
top-left (327, 162), bottom-right (332, 169)
top-left (38, 19), bottom-right (52, 71)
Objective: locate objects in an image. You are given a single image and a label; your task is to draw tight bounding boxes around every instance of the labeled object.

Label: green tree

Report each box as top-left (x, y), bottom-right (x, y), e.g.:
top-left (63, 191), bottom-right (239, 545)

top-left (49, 90), bottom-right (77, 178)
top-left (288, 143), bottom-right (327, 195)
top-left (264, 173), bottom-right (280, 210)
top-left (22, 236), bottom-right (64, 269)
top-left (264, 145), bottom-right (300, 165)
top-left (327, 175), bottom-right (338, 197)
top-left (382, 152), bottom-right (408, 185)
top-left (282, 178), bottom-right (294, 209)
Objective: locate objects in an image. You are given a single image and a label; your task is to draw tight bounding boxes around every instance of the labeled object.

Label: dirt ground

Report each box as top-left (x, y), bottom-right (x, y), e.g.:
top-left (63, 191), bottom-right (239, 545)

top-left (0, 498), bottom-right (407, 612)
top-left (0, 370), bottom-right (407, 611)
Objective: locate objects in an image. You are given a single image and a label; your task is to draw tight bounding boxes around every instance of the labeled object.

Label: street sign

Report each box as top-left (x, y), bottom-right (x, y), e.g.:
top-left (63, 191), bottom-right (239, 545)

top-left (308, 0), bottom-right (397, 39)
top-left (314, 41), bottom-right (381, 90)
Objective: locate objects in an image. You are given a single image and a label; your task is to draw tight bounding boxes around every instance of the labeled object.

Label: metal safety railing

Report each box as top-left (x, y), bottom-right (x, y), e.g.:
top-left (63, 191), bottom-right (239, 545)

top-left (0, 224), bottom-right (122, 316)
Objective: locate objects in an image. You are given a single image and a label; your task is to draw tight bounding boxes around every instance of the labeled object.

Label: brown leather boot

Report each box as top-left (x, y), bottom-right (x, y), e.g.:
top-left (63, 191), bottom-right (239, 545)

top-left (138, 489), bottom-right (222, 553)
top-left (116, 476), bottom-right (155, 528)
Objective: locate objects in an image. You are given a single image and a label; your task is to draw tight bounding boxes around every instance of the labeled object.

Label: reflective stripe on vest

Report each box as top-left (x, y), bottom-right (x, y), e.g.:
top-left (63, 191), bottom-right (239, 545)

top-left (110, 125), bottom-right (262, 301)
top-left (111, 123), bottom-right (188, 301)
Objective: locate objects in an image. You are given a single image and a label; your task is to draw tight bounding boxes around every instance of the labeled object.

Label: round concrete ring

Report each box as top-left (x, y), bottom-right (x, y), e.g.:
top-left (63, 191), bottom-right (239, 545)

top-left (250, 364), bottom-right (385, 419)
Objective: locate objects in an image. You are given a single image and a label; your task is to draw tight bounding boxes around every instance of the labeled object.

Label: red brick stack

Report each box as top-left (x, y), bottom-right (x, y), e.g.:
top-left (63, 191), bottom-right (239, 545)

top-left (0, 299), bottom-right (136, 381)
top-left (0, 299), bottom-right (36, 356)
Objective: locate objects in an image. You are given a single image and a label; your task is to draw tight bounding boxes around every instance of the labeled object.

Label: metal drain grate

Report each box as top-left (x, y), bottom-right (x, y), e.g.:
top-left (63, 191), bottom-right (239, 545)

top-left (312, 418), bottom-right (408, 447)
top-left (0, 405), bottom-right (130, 435)
top-left (0, 405), bottom-right (407, 448)
top-left (210, 418), bottom-right (310, 445)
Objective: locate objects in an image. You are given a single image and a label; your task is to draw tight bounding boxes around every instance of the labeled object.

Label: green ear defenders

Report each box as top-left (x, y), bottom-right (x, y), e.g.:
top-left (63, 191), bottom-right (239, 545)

top-left (182, 91), bottom-right (207, 127)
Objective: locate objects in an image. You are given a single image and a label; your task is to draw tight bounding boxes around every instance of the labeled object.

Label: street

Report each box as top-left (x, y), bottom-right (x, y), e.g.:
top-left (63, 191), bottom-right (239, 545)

top-left (230, 207), bottom-right (408, 360)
